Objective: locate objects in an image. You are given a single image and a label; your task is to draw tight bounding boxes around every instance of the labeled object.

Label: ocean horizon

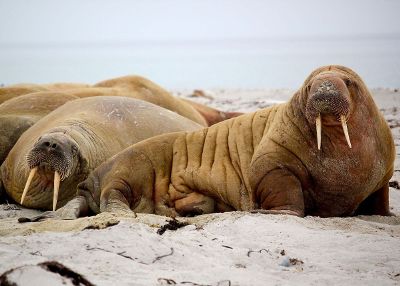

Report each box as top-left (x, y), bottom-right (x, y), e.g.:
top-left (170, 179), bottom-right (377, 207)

top-left (1, 35), bottom-right (400, 89)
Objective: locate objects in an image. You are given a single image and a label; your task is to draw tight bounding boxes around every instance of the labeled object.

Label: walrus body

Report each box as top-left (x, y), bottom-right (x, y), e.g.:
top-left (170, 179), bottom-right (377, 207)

top-left (0, 92), bottom-right (79, 164)
top-left (0, 96), bottom-right (202, 210)
top-left (48, 65), bottom-right (394, 220)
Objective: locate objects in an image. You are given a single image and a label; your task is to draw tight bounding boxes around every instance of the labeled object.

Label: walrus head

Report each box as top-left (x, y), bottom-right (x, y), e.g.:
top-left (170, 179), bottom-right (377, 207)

top-left (304, 69), bottom-right (354, 150)
top-left (21, 132), bottom-right (80, 211)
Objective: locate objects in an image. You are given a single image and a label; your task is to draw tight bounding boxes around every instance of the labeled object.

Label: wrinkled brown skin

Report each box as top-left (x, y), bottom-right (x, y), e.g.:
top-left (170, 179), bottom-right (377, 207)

top-left (53, 65), bottom-right (394, 220)
top-left (0, 92), bottom-right (79, 165)
top-left (0, 96), bottom-right (202, 210)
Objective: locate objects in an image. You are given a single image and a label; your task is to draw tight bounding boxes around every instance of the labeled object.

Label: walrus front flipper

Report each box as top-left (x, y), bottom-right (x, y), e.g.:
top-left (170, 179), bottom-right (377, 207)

top-left (18, 196), bottom-right (89, 223)
top-left (254, 169), bottom-right (305, 217)
top-left (100, 189), bottom-right (137, 217)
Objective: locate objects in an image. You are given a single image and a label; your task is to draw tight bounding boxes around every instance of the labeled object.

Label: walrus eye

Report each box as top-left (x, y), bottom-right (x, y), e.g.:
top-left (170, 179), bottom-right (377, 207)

top-left (344, 78), bottom-right (352, 86)
top-left (71, 145), bottom-right (78, 156)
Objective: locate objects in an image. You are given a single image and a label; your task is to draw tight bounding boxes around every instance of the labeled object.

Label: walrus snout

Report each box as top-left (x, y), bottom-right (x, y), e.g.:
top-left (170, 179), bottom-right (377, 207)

top-left (308, 79), bottom-right (350, 117)
top-left (306, 76), bottom-right (352, 150)
top-left (22, 133), bottom-right (79, 211)
top-left (27, 133), bottom-right (78, 175)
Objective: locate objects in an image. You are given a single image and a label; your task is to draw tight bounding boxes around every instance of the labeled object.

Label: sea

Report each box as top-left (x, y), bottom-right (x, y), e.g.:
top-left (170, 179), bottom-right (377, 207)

top-left (1, 36), bottom-right (399, 89)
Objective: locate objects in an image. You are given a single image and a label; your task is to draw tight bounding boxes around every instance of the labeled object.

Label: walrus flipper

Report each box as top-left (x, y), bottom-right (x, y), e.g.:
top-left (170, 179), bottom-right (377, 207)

top-left (253, 169), bottom-right (305, 217)
top-left (18, 196), bottom-right (89, 222)
top-left (99, 188), bottom-right (137, 217)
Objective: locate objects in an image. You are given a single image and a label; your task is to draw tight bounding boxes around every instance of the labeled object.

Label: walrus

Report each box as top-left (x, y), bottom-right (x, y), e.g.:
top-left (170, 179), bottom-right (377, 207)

top-left (0, 82), bottom-right (89, 104)
top-left (28, 65), bottom-right (394, 221)
top-left (0, 92), bottom-right (79, 164)
top-left (1, 76), bottom-right (242, 126)
top-left (0, 96), bottom-right (202, 211)
top-left (0, 79), bottom-right (208, 126)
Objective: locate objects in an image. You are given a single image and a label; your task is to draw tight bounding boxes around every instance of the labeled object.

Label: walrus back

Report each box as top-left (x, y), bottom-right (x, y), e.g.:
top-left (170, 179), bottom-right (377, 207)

top-left (94, 75), bottom-right (208, 126)
top-left (140, 103), bottom-right (285, 212)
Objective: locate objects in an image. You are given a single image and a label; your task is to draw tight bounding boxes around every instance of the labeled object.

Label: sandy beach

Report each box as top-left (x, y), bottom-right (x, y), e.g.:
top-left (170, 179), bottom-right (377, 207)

top-left (0, 88), bottom-right (399, 286)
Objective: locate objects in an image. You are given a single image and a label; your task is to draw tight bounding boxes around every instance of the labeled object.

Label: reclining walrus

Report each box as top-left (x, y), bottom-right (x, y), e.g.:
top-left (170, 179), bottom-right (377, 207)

top-left (0, 96), bottom-right (202, 211)
top-left (0, 75), bottom-right (243, 127)
top-left (75, 75), bottom-right (243, 126)
top-left (21, 65), bottom-right (395, 221)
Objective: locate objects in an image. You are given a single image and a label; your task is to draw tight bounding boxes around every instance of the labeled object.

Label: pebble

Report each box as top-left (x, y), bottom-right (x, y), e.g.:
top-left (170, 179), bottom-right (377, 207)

top-left (279, 256), bottom-right (291, 267)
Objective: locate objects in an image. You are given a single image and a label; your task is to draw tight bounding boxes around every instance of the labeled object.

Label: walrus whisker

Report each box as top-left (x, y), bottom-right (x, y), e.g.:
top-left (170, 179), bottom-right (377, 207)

top-left (20, 167), bottom-right (38, 205)
top-left (340, 115), bottom-right (352, 148)
top-left (316, 114), bottom-right (322, 150)
top-left (53, 171), bottom-right (61, 211)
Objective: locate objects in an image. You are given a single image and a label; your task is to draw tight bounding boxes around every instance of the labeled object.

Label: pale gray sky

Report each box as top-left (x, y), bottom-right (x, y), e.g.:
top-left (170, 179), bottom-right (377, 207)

top-left (1, 0), bottom-right (399, 88)
top-left (1, 0), bottom-right (399, 44)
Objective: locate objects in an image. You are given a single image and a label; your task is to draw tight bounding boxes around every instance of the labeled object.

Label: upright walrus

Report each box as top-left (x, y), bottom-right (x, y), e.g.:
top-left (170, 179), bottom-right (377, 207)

top-left (0, 96), bottom-right (202, 211)
top-left (34, 65), bottom-right (395, 220)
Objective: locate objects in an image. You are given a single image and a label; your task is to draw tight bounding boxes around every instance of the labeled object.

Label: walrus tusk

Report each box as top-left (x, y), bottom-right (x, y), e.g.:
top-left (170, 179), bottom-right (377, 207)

top-left (53, 171), bottom-right (61, 211)
top-left (316, 114), bottom-right (322, 150)
top-left (20, 167), bottom-right (38, 205)
top-left (340, 115), bottom-right (352, 148)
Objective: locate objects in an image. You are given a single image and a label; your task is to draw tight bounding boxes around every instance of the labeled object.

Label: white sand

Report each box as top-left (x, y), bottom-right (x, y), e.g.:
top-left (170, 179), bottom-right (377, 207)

top-left (0, 88), bottom-right (399, 285)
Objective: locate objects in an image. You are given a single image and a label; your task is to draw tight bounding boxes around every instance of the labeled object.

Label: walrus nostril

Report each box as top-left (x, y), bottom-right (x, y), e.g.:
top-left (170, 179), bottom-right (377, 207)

top-left (39, 140), bottom-right (58, 150)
